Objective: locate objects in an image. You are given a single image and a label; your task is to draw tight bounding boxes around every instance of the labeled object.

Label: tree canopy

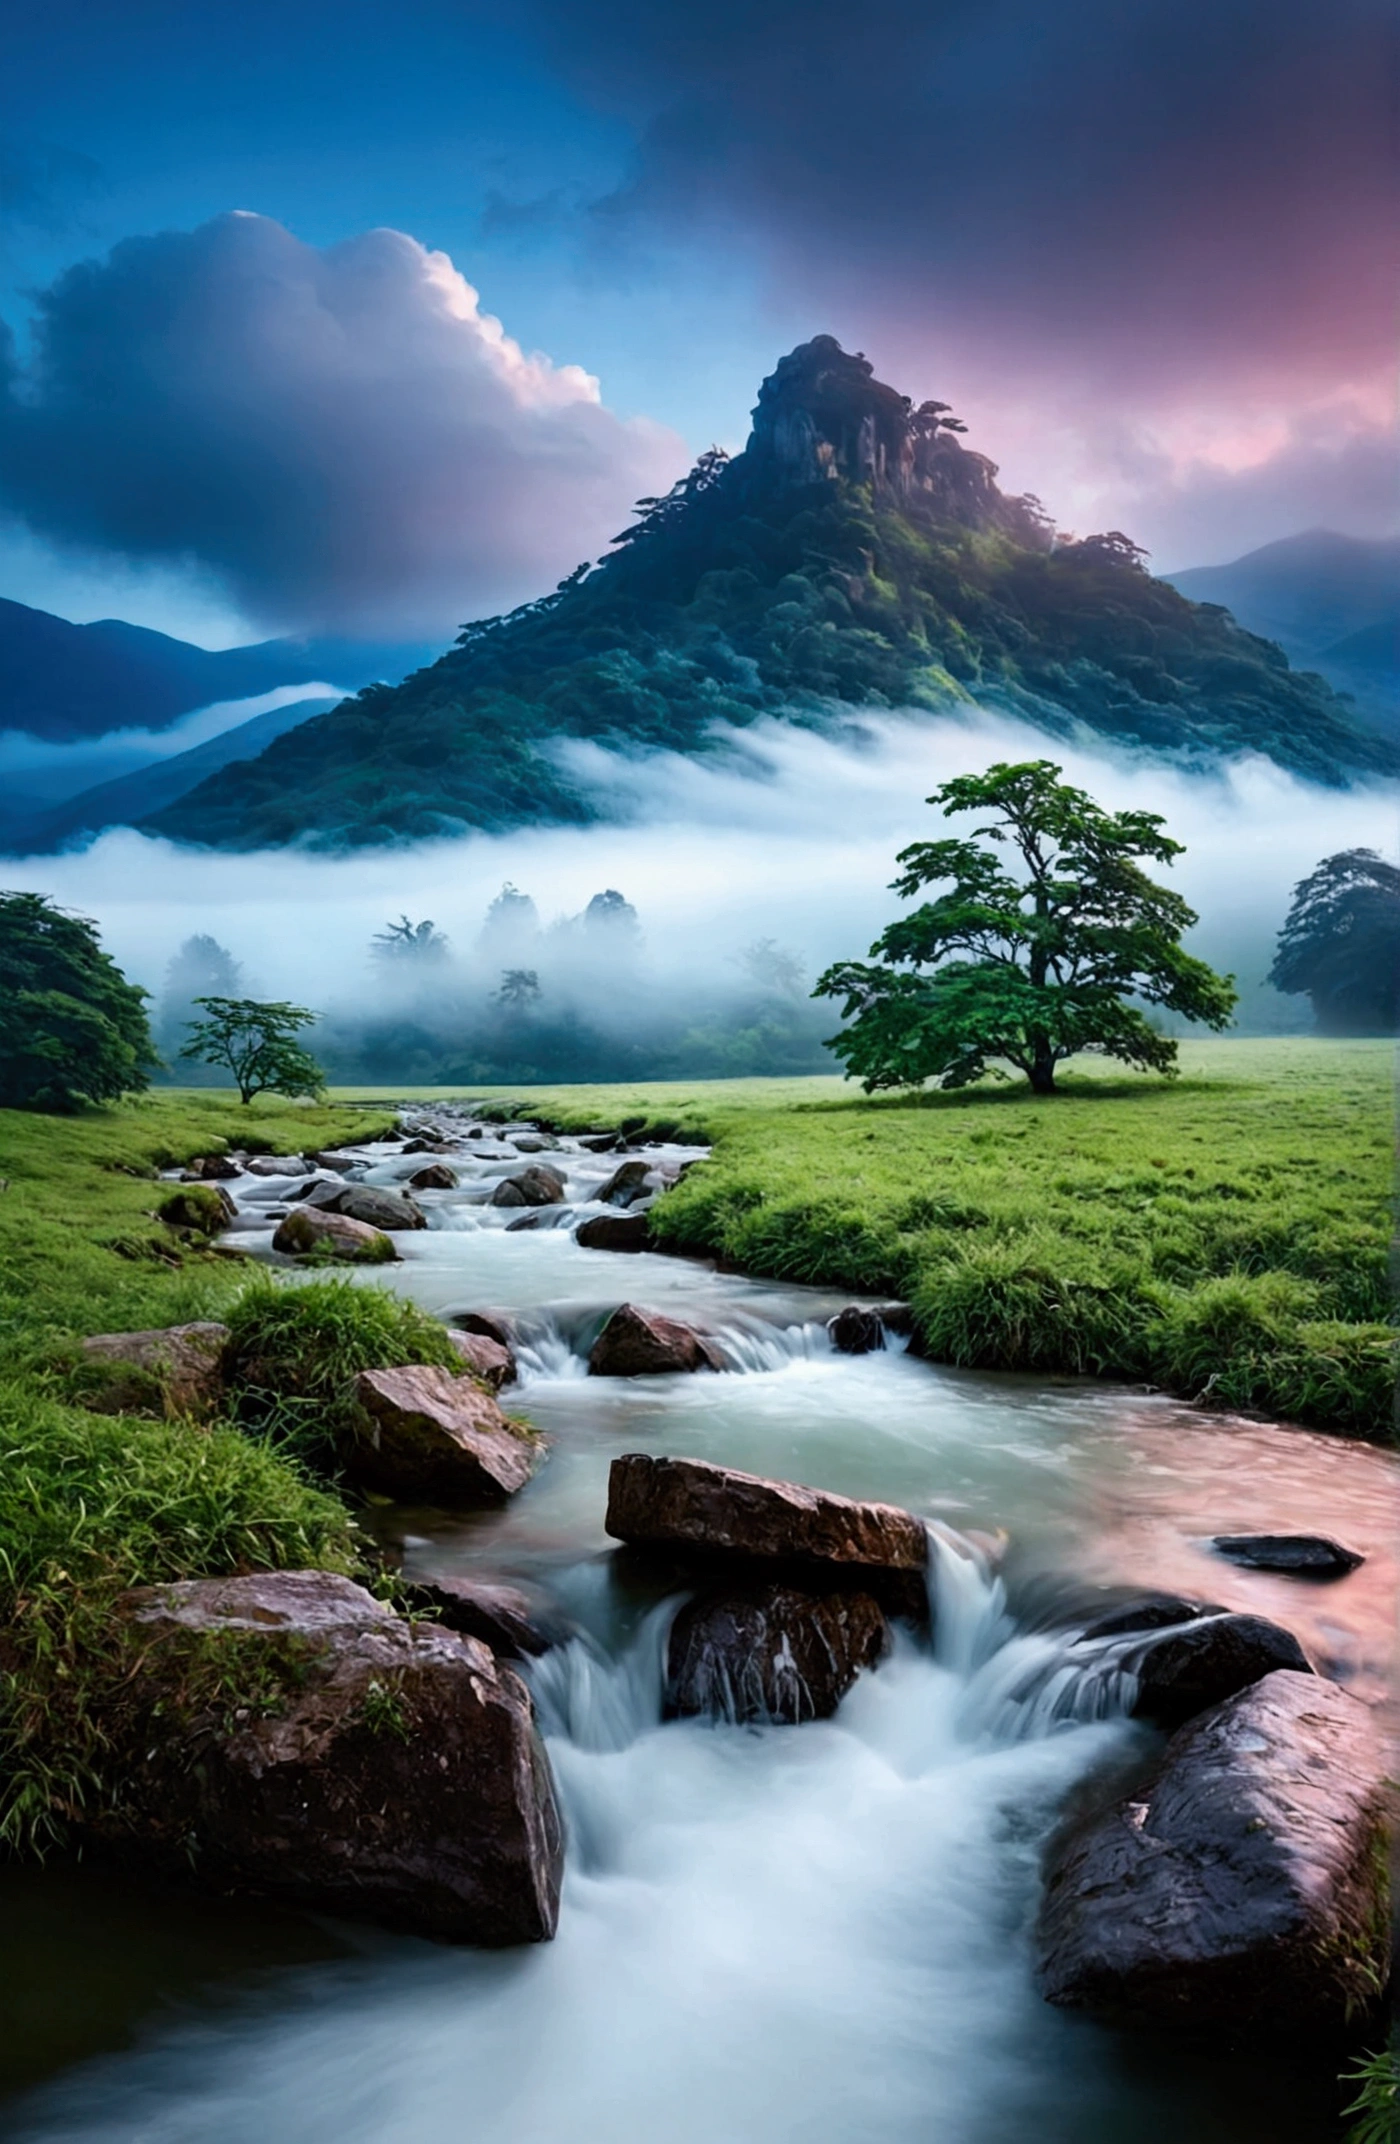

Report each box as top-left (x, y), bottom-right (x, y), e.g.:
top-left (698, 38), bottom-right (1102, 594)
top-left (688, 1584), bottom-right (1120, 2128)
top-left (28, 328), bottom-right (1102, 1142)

top-left (815, 759), bottom-right (1236, 1093)
top-left (0, 890), bottom-right (159, 1111)
top-left (180, 997), bottom-right (324, 1105)
top-left (1269, 848), bottom-right (1400, 1035)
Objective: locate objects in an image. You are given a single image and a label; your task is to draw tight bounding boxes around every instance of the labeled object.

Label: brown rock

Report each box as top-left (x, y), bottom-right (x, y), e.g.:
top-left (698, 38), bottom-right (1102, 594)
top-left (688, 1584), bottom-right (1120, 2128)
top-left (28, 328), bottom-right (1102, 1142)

top-left (490, 1165), bottom-right (567, 1209)
top-left (1124, 1613), bottom-right (1312, 1727)
top-left (589, 1304), bottom-right (724, 1377)
top-left (408, 1162), bottom-right (459, 1191)
top-left (605, 1452), bottom-right (929, 1583)
top-left (328, 1184), bottom-right (428, 1231)
top-left (667, 1583), bottom-right (889, 1723)
top-left (826, 1307), bottom-right (886, 1354)
top-left (108, 1571), bottom-right (562, 1945)
top-left (596, 1158), bottom-right (654, 1207)
top-left (575, 1211), bottom-right (654, 1253)
top-left (352, 1365), bottom-right (539, 1502)
top-left (447, 1328), bottom-right (518, 1390)
top-left (272, 1206), bottom-right (397, 1262)
top-left (81, 1321), bottom-right (229, 1417)
top-left (180, 1153), bottom-right (240, 1181)
top-left (454, 1310), bottom-right (519, 1349)
top-left (403, 1574), bottom-right (562, 1657)
top-left (1037, 1670), bottom-right (1391, 2040)
top-left (309, 1149), bottom-right (357, 1173)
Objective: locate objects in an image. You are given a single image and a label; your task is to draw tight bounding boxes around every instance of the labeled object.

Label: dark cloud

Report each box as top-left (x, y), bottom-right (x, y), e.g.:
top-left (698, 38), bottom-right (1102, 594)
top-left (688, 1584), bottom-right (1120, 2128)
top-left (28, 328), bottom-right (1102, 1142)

top-left (0, 212), bottom-right (684, 635)
top-left (0, 136), bottom-right (100, 240)
top-left (526, 0), bottom-right (1394, 406)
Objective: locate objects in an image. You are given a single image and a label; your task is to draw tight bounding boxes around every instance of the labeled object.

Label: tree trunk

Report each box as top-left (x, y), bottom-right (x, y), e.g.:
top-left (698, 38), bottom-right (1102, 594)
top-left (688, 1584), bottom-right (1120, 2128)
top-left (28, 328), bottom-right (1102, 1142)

top-left (1028, 1041), bottom-right (1057, 1094)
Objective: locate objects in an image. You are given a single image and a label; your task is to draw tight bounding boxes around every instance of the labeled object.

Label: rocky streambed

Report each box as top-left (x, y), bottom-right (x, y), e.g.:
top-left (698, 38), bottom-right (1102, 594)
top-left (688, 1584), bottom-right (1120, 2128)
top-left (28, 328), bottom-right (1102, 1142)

top-left (6, 1107), bottom-right (1397, 2143)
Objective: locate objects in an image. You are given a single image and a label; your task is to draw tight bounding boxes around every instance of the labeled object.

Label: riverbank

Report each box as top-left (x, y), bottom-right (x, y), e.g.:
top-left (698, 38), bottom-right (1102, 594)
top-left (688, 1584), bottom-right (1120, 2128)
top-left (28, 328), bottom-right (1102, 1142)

top-left (428, 1038), bottom-right (1394, 1441)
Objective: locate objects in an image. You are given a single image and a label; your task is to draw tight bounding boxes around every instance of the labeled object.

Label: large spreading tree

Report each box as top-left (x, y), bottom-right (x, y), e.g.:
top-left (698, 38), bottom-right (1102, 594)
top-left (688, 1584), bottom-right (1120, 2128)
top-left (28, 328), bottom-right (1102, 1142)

top-left (815, 760), bottom-right (1236, 1094)
top-left (181, 997), bottom-right (325, 1105)
top-left (0, 891), bottom-right (159, 1111)
top-left (1269, 848), bottom-right (1400, 1035)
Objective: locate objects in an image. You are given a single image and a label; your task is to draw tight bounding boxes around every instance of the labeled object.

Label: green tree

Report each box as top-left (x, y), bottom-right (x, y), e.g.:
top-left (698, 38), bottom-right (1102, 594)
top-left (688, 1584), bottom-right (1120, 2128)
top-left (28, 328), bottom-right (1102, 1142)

top-left (0, 890), bottom-right (158, 1111)
top-left (371, 915), bottom-right (449, 965)
top-left (1269, 848), bottom-right (1400, 1035)
top-left (815, 759), bottom-right (1236, 1095)
top-left (180, 997), bottom-right (324, 1105)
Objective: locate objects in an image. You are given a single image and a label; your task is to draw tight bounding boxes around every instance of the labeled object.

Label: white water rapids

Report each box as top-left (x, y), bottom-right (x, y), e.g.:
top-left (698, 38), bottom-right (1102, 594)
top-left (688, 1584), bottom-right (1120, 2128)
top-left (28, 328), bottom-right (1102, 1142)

top-left (2, 1119), bottom-right (1370, 2141)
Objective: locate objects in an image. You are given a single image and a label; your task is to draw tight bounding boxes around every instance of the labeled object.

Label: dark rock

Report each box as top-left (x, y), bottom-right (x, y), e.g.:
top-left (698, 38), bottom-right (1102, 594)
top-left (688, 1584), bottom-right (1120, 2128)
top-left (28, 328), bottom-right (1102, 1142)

top-left (1125, 1613), bottom-right (1311, 1727)
top-left (666, 1583), bottom-right (889, 1724)
top-left (309, 1150), bottom-right (357, 1173)
top-left (606, 1452), bottom-right (930, 1593)
top-left (330, 1185), bottom-right (428, 1232)
top-left (490, 1165), bottom-right (567, 1209)
top-left (596, 1158), bottom-right (654, 1208)
top-left (510, 1134), bottom-right (558, 1155)
top-left (272, 1207), bottom-right (397, 1262)
top-left (180, 1153), bottom-right (241, 1181)
top-left (107, 1571), bottom-right (562, 1945)
top-left (575, 1211), bottom-right (654, 1253)
top-left (158, 1183), bottom-right (238, 1234)
top-left (81, 1321), bottom-right (228, 1416)
top-left (504, 1212), bottom-right (546, 1232)
top-left (454, 1310), bottom-right (518, 1349)
top-left (1037, 1670), bottom-right (1391, 2040)
top-left (408, 1162), bottom-right (459, 1191)
top-left (1074, 1592), bottom-right (1218, 1643)
top-left (244, 1153), bottom-right (314, 1178)
top-left (447, 1329), bottom-right (518, 1390)
top-left (580, 1133), bottom-right (621, 1152)
top-left (402, 1137), bottom-right (453, 1155)
top-left (1209, 1533), bottom-right (1365, 1580)
top-left (351, 1365), bottom-right (539, 1502)
top-left (619, 1116), bottom-right (647, 1136)
top-left (589, 1304), bottom-right (725, 1377)
top-left (826, 1307), bottom-right (886, 1355)
top-left (403, 1574), bottom-right (562, 1657)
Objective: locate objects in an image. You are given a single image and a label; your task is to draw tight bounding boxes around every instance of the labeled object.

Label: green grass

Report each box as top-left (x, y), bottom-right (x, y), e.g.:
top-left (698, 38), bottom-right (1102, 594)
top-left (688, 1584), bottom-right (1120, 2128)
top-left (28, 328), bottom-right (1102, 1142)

top-left (385, 1038), bottom-right (1394, 1441)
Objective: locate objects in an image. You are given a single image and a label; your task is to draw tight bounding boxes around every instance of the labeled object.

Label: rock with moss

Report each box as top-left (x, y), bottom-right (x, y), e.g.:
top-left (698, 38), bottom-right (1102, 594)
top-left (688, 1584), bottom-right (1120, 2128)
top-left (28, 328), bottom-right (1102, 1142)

top-left (272, 1206), bottom-right (398, 1262)
top-left (94, 1571), bottom-right (563, 1945)
top-left (80, 1321), bottom-right (229, 1417)
top-left (351, 1366), bottom-right (540, 1502)
top-left (158, 1182), bottom-right (238, 1235)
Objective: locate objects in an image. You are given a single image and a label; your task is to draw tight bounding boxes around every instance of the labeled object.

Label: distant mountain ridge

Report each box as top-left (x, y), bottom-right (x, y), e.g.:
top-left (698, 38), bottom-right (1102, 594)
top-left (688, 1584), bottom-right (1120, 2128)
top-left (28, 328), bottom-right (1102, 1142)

top-left (57, 338), bottom-right (1400, 849)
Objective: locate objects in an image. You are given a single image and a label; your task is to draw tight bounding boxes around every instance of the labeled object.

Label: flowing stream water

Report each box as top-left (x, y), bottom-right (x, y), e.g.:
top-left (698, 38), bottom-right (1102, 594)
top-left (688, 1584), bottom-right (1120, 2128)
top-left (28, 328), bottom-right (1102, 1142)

top-left (4, 1118), bottom-right (1396, 2142)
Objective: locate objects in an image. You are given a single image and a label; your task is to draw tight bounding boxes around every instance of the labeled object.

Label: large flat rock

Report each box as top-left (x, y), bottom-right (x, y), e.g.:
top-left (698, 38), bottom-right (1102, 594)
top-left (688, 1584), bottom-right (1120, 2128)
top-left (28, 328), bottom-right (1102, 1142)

top-left (1037, 1670), bottom-right (1392, 2040)
top-left (105, 1571), bottom-right (564, 1945)
top-left (352, 1365), bottom-right (539, 1502)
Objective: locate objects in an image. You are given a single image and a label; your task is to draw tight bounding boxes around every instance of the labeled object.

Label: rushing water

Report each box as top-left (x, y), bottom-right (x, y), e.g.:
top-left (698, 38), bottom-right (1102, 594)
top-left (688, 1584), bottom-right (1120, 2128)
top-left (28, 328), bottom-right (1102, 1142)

top-left (3, 1118), bottom-right (1394, 2142)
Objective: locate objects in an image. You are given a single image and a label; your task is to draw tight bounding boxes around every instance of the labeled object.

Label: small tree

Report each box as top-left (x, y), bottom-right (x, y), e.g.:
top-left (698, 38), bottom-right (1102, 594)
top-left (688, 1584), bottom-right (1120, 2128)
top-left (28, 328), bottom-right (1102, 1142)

top-left (371, 916), bottom-right (449, 965)
top-left (0, 890), bottom-right (159, 1111)
top-left (815, 759), bottom-right (1236, 1094)
top-left (180, 997), bottom-right (324, 1105)
top-left (1269, 848), bottom-right (1400, 1035)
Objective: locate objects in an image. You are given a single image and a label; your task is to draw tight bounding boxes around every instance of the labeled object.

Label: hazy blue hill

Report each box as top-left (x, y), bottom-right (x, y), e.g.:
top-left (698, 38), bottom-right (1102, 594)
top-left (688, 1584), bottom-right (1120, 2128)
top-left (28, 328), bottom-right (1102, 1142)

top-left (149, 340), bottom-right (1397, 852)
top-left (0, 597), bottom-right (435, 743)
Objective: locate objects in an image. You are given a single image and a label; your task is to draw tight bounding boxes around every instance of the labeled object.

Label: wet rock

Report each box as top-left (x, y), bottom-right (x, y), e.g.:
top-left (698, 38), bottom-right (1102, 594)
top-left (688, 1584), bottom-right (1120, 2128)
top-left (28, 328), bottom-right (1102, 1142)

top-left (1037, 1670), bottom-right (1391, 2040)
top-left (826, 1307), bottom-right (886, 1355)
top-left (180, 1153), bottom-right (241, 1181)
top-left (81, 1321), bottom-right (228, 1417)
top-left (402, 1137), bottom-right (453, 1155)
top-left (1209, 1533), bottom-right (1364, 1580)
top-left (310, 1150), bottom-right (357, 1173)
top-left (408, 1162), bottom-right (459, 1191)
top-left (244, 1154), bottom-right (314, 1178)
top-left (596, 1158), bottom-right (654, 1208)
top-left (447, 1329), bottom-right (518, 1391)
top-left (351, 1365), bottom-right (539, 1502)
top-left (107, 1571), bottom-right (562, 1945)
top-left (489, 1164), bottom-right (567, 1209)
top-left (1075, 1592), bottom-right (1217, 1642)
top-left (580, 1132), bottom-right (621, 1153)
top-left (510, 1134), bottom-right (558, 1155)
top-left (403, 1574), bottom-right (562, 1658)
top-left (1124, 1612), bottom-right (1311, 1727)
top-left (589, 1304), bottom-right (725, 1377)
top-left (329, 1185), bottom-right (428, 1232)
top-left (454, 1310), bottom-right (518, 1349)
top-left (272, 1207), bottom-right (397, 1262)
top-left (575, 1211), bottom-right (654, 1253)
top-left (666, 1583), bottom-right (889, 1723)
top-left (157, 1183), bottom-right (238, 1234)
top-left (606, 1453), bottom-right (930, 1602)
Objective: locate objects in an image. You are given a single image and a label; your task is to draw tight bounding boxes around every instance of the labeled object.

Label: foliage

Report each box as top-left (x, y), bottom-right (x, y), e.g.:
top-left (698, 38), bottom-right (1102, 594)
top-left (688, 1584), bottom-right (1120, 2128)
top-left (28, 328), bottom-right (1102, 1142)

top-left (1342, 2045), bottom-right (1398, 2144)
top-left (0, 890), bottom-right (159, 1112)
top-left (221, 1275), bottom-right (462, 1472)
top-left (1270, 848), bottom-right (1400, 1035)
top-left (815, 760), bottom-right (1236, 1093)
top-left (494, 968), bottom-right (542, 1011)
top-left (147, 355), bottom-right (1394, 850)
top-left (181, 995), bottom-right (325, 1105)
top-left (372, 915), bottom-right (449, 964)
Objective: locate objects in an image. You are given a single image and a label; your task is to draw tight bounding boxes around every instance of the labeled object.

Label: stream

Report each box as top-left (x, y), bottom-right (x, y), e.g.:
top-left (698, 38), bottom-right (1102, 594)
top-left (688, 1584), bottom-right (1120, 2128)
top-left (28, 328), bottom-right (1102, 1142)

top-left (3, 1114), bottom-right (1396, 2142)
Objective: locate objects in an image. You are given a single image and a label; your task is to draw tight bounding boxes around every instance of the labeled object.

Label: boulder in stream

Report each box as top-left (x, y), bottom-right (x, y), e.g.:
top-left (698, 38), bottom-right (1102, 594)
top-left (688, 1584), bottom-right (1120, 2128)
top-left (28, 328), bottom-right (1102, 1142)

top-left (606, 1452), bottom-right (929, 1614)
top-left (1124, 1612), bottom-right (1312, 1727)
top-left (1037, 1670), bottom-right (1392, 2040)
top-left (351, 1365), bottom-right (539, 1502)
top-left (327, 1184), bottom-right (428, 1231)
top-left (453, 1310), bottom-right (519, 1349)
top-left (596, 1158), bottom-right (654, 1208)
top-left (106, 1570), bottom-right (563, 1945)
top-left (575, 1211), bottom-right (654, 1253)
top-left (666, 1582), bottom-right (889, 1723)
top-left (589, 1304), bottom-right (724, 1376)
top-left (180, 1153), bottom-right (241, 1181)
top-left (826, 1307), bottom-right (886, 1355)
top-left (244, 1153), bottom-right (314, 1178)
top-left (490, 1165), bottom-right (567, 1209)
top-left (403, 1574), bottom-right (563, 1658)
top-left (81, 1321), bottom-right (228, 1417)
top-left (447, 1328), bottom-right (518, 1390)
top-left (408, 1162), bottom-right (459, 1191)
top-left (1208, 1533), bottom-right (1365, 1579)
top-left (272, 1206), bottom-right (397, 1262)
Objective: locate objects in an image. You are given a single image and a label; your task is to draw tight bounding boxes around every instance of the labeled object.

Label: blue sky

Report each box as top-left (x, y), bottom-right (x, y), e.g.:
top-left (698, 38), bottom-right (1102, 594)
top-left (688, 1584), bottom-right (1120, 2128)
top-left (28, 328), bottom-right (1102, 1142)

top-left (0, 0), bottom-right (1392, 644)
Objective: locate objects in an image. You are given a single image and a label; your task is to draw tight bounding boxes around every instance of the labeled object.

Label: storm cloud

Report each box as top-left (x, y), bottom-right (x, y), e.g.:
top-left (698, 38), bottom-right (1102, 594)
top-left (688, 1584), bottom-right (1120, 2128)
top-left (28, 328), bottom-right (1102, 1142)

top-left (0, 212), bottom-right (685, 635)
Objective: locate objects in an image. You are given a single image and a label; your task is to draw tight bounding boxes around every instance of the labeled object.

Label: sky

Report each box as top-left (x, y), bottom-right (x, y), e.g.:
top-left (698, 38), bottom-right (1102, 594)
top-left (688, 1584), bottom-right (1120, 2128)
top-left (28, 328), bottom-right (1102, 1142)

top-left (0, 0), bottom-right (1393, 645)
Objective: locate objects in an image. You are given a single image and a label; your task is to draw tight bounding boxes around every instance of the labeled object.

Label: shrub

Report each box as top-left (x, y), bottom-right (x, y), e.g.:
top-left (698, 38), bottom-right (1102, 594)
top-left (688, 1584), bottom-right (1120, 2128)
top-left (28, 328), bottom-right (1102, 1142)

top-left (911, 1234), bottom-right (1151, 1377)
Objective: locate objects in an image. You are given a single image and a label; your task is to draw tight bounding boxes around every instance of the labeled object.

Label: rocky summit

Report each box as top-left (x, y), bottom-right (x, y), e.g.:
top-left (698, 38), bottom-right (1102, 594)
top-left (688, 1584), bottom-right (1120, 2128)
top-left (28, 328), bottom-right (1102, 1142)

top-left (144, 337), bottom-right (1393, 852)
